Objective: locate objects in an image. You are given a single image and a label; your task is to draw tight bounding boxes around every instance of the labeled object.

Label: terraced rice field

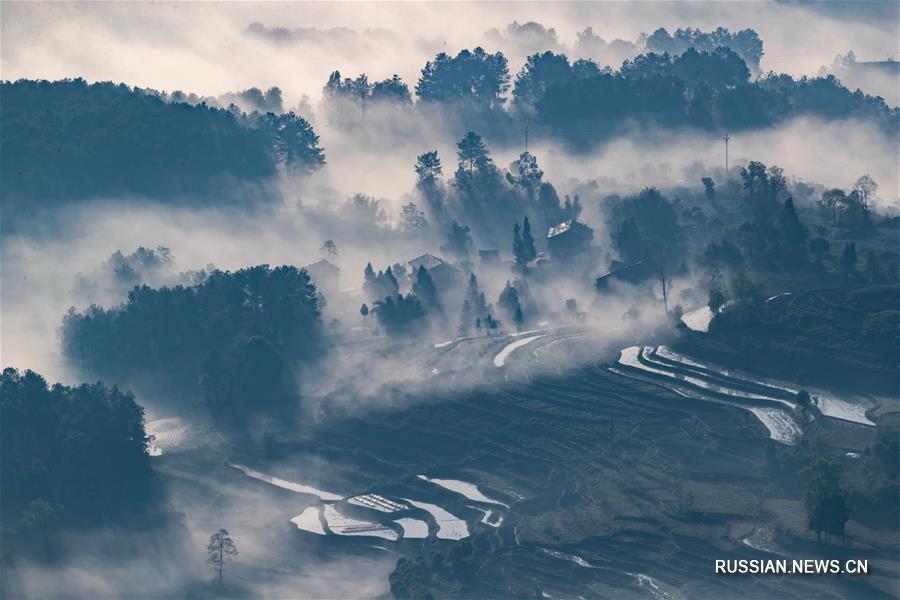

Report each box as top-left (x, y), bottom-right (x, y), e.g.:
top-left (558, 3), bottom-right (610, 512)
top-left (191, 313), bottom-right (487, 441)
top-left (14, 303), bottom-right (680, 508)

top-left (159, 338), bottom-right (893, 598)
top-left (263, 359), bottom-right (886, 596)
top-left (611, 344), bottom-right (876, 446)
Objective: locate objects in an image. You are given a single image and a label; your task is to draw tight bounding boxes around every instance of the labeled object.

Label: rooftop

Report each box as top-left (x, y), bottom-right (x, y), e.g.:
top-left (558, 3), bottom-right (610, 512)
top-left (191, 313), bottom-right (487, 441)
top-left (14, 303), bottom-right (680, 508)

top-left (302, 259), bottom-right (340, 273)
top-left (408, 253), bottom-right (444, 272)
top-left (547, 220), bottom-right (573, 238)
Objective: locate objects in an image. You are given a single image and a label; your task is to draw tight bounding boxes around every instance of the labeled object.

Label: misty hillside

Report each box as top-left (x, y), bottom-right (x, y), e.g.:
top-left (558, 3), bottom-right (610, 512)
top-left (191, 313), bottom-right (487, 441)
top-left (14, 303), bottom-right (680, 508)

top-left (0, 79), bottom-right (323, 223)
top-left (1, 4), bottom-right (899, 600)
top-left (3, 41), bottom-right (897, 228)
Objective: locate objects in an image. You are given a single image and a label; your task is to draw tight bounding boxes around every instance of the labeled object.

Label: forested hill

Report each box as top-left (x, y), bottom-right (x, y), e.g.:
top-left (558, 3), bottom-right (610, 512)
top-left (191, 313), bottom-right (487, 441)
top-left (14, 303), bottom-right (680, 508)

top-left (324, 45), bottom-right (898, 148)
top-left (3, 43), bottom-right (897, 224)
top-left (0, 79), bottom-right (324, 222)
top-left (528, 52), bottom-right (899, 145)
top-left (0, 368), bottom-right (161, 530)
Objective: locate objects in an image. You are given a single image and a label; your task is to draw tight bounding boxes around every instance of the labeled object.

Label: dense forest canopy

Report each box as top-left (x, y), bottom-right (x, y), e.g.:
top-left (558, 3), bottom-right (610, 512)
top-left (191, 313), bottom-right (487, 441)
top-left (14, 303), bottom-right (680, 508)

top-left (3, 28), bottom-right (896, 225)
top-left (528, 49), bottom-right (896, 145)
top-left (643, 27), bottom-right (764, 72)
top-left (321, 41), bottom-right (896, 145)
top-left (0, 78), bottom-right (324, 223)
top-left (0, 368), bottom-right (157, 530)
top-left (61, 265), bottom-right (324, 425)
top-left (416, 47), bottom-right (511, 109)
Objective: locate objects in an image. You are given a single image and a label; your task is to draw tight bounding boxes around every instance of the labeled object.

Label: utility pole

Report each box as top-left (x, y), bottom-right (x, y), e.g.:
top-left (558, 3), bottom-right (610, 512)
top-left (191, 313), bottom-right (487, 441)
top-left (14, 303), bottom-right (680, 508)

top-left (360, 90), bottom-right (366, 127)
top-left (660, 266), bottom-right (668, 314)
top-left (723, 132), bottom-right (730, 173)
top-left (524, 125), bottom-right (529, 154)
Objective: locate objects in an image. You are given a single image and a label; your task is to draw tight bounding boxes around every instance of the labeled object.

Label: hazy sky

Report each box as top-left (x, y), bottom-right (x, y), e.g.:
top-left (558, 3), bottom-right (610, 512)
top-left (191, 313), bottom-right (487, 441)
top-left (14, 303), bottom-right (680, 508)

top-left (3, 1), bottom-right (898, 107)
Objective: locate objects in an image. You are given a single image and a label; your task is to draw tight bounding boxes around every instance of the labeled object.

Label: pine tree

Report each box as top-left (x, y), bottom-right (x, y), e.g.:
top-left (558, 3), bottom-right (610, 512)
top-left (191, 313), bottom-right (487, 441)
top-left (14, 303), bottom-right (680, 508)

top-left (513, 222), bottom-right (526, 269)
top-left (412, 265), bottom-right (440, 312)
top-left (456, 131), bottom-right (489, 175)
top-left (360, 303), bottom-right (369, 330)
top-left (841, 242), bottom-right (858, 274)
top-left (458, 298), bottom-right (472, 336)
top-left (522, 217), bottom-right (537, 263)
top-left (506, 151), bottom-right (543, 194)
top-left (465, 274), bottom-right (480, 312)
top-left (463, 273), bottom-right (491, 319)
top-left (779, 197), bottom-right (807, 267)
top-left (384, 266), bottom-right (399, 297)
top-left (415, 150), bottom-right (443, 183)
top-left (498, 281), bottom-right (521, 323)
top-left (207, 529), bottom-right (239, 587)
top-left (363, 262), bottom-right (376, 298)
top-left (476, 292), bottom-right (490, 319)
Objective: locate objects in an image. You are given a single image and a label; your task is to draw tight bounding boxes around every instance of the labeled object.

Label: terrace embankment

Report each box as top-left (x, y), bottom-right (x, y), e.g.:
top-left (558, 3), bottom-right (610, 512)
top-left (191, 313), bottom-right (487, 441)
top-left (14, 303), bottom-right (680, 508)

top-left (155, 343), bottom-right (897, 598)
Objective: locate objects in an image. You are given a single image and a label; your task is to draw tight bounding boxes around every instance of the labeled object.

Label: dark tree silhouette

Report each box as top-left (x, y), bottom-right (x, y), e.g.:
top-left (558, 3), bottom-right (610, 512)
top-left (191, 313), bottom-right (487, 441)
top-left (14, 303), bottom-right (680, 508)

top-left (612, 217), bottom-right (645, 263)
top-left (513, 222), bottom-right (525, 270)
top-left (324, 71), bottom-right (411, 109)
top-left (260, 111), bottom-right (325, 172)
top-left (0, 368), bottom-right (157, 528)
top-left (818, 189), bottom-right (845, 226)
top-left (532, 49), bottom-right (896, 147)
top-left (412, 266), bottom-right (440, 312)
top-left (455, 132), bottom-right (490, 176)
top-left (522, 217), bottom-right (537, 264)
top-left (320, 240), bottom-right (339, 258)
top-left (498, 282), bottom-right (523, 329)
top-left (363, 262), bottom-right (377, 294)
top-left (796, 390), bottom-right (815, 408)
top-left (1, 79), bottom-right (324, 226)
top-left (701, 177), bottom-right (716, 201)
top-left (441, 221), bottom-right (474, 262)
top-left (207, 529), bottom-right (239, 586)
top-left (62, 265), bottom-right (323, 414)
top-left (644, 27), bottom-right (764, 71)
top-left (415, 151), bottom-right (443, 183)
top-left (512, 218), bottom-right (538, 270)
top-left (852, 175), bottom-right (877, 210)
top-left (461, 274), bottom-right (491, 332)
top-left (415, 150), bottom-right (447, 224)
top-left (506, 152), bottom-right (543, 194)
top-left (513, 51), bottom-right (572, 112)
top-left (458, 298), bottom-right (473, 336)
top-left (416, 48), bottom-right (510, 109)
top-left (373, 294), bottom-right (426, 337)
top-left (803, 460), bottom-right (852, 543)
top-left (841, 242), bottom-right (858, 274)
top-left (779, 197), bottom-right (807, 267)
top-left (199, 335), bottom-right (291, 428)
